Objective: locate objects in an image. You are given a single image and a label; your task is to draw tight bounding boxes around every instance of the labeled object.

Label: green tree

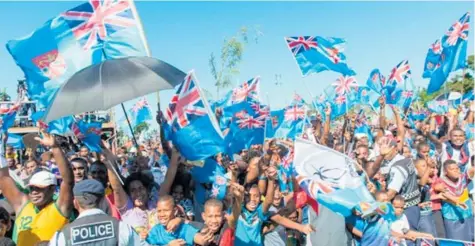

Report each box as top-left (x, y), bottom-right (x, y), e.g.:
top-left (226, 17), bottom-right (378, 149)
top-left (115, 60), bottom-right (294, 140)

top-left (134, 122), bottom-right (149, 136)
top-left (417, 54), bottom-right (474, 106)
top-left (0, 88), bottom-right (10, 101)
top-left (209, 26), bottom-right (262, 98)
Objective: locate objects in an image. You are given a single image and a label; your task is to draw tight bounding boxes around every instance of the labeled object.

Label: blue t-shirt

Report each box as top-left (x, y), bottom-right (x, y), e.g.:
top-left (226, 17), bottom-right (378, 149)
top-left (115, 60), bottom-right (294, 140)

top-left (345, 215), bottom-right (365, 246)
top-left (146, 222), bottom-right (199, 246)
top-left (235, 204), bottom-right (269, 246)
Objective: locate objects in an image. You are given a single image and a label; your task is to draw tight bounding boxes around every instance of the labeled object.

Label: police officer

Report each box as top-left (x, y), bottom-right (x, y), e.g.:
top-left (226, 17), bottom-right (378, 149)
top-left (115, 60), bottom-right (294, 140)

top-left (49, 179), bottom-right (147, 246)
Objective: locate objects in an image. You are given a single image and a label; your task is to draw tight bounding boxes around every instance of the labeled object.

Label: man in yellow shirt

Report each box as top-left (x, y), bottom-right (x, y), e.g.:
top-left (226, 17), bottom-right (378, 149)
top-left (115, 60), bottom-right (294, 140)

top-left (0, 132), bottom-right (74, 245)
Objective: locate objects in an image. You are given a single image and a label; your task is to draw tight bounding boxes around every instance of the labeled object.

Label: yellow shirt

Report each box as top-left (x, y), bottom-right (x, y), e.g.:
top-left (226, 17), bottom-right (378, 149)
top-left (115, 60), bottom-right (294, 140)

top-left (13, 202), bottom-right (69, 246)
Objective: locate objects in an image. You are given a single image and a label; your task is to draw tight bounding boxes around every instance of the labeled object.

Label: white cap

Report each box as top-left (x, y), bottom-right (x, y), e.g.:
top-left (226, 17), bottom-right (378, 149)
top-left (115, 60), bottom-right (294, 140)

top-left (28, 171), bottom-right (57, 188)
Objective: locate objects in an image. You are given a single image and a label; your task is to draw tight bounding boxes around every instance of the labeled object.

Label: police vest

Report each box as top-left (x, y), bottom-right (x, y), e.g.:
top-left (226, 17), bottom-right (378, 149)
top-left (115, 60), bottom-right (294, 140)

top-left (61, 213), bottom-right (119, 246)
top-left (391, 158), bottom-right (421, 208)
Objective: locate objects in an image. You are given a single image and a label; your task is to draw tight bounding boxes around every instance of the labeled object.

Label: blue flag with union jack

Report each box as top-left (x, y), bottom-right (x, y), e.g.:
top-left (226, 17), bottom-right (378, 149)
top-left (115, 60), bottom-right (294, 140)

top-left (71, 120), bottom-right (102, 153)
top-left (383, 60), bottom-right (415, 111)
top-left (164, 71), bottom-right (225, 161)
top-left (427, 12), bottom-right (470, 94)
top-left (265, 109), bottom-right (284, 139)
top-left (225, 108), bottom-right (267, 155)
top-left (325, 75), bottom-right (359, 119)
top-left (214, 77), bottom-right (260, 115)
top-left (285, 36), bottom-right (356, 77)
top-left (129, 97), bottom-right (152, 127)
top-left (272, 104), bottom-right (307, 140)
top-left (6, 0), bottom-right (148, 108)
top-left (423, 39), bottom-right (443, 79)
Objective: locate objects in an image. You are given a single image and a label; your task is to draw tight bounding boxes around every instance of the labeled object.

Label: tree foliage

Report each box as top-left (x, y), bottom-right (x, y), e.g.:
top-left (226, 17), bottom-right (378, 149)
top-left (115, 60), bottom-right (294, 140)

top-left (0, 89), bottom-right (10, 101)
top-left (417, 55), bottom-right (474, 106)
top-left (134, 121), bottom-right (149, 136)
top-left (209, 25), bottom-right (262, 98)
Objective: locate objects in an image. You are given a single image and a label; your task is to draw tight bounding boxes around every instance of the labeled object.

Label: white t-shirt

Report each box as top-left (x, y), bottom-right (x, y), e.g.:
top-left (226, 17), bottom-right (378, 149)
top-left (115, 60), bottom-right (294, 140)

top-left (391, 215), bottom-right (410, 246)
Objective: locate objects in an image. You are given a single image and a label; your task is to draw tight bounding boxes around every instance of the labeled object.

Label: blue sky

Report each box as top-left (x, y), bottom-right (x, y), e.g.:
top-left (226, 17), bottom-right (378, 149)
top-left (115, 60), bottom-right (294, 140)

top-left (0, 1), bottom-right (473, 129)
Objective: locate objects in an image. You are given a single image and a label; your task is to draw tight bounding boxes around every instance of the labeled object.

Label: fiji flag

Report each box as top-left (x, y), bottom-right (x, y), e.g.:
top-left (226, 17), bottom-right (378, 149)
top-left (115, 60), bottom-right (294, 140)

top-left (385, 60), bottom-right (411, 95)
top-left (225, 110), bottom-right (266, 155)
top-left (31, 111), bottom-right (74, 135)
top-left (0, 103), bottom-right (21, 134)
top-left (366, 69), bottom-right (386, 94)
top-left (274, 104), bottom-right (307, 140)
top-left (423, 39), bottom-right (443, 78)
top-left (6, 0), bottom-right (148, 108)
top-left (130, 97), bottom-right (152, 126)
top-left (356, 86), bottom-right (372, 104)
top-left (265, 109), bottom-right (284, 139)
top-left (215, 77), bottom-right (260, 115)
top-left (384, 60), bottom-right (415, 110)
top-left (293, 138), bottom-right (376, 217)
top-left (325, 75), bottom-right (359, 118)
top-left (71, 120), bottom-right (102, 153)
top-left (427, 12), bottom-right (470, 94)
top-left (426, 99), bottom-right (449, 115)
top-left (164, 71), bottom-right (225, 161)
top-left (285, 36), bottom-right (356, 77)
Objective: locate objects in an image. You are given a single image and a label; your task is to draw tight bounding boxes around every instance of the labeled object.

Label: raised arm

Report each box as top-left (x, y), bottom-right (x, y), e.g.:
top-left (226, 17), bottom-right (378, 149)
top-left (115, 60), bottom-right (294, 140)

top-left (390, 105), bottom-right (405, 152)
top-left (262, 165), bottom-right (277, 213)
top-left (0, 157), bottom-right (28, 213)
top-left (101, 144), bottom-right (129, 210)
top-left (227, 182), bottom-right (244, 230)
top-left (320, 106), bottom-right (331, 146)
top-left (158, 148), bottom-right (180, 197)
top-left (379, 97), bottom-right (387, 130)
top-left (41, 134), bottom-right (75, 217)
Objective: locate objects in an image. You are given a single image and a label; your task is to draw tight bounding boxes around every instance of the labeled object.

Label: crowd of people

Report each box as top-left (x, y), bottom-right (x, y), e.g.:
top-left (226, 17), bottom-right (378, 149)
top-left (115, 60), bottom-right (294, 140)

top-left (0, 96), bottom-right (474, 246)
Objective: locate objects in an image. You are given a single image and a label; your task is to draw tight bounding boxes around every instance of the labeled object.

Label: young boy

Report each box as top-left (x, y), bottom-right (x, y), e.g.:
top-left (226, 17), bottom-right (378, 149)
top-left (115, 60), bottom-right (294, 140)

top-left (390, 196), bottom-right (434, 246)
top-left (234, 165), bottom-right (278, 246)
top-left (146, 195), bottom-right (213, 246)
top-left (432, 159), bottom-right (474, 241)
top-left (194, 182), bottom-right (245, 246)
top-left (0, 207), bottom-right (14, 246)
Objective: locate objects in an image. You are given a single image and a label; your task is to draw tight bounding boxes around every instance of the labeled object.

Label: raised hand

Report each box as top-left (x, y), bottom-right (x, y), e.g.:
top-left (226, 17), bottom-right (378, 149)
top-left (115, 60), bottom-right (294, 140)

top-left (266, 165), bottom-right (278, 181)
top-left (378, 137), bottom-right (394, 157)
top-left (34, 131), bottom-right (58, 148)
top-left (231, 182), bottom-right (245, 203)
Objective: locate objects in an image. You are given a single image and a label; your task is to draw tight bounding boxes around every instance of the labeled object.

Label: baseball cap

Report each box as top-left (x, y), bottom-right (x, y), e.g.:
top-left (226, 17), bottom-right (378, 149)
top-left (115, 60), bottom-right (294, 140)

top-left (28, 171), bottom-right (57, 188)
top-left (73, 179), bottom-right (105, 197)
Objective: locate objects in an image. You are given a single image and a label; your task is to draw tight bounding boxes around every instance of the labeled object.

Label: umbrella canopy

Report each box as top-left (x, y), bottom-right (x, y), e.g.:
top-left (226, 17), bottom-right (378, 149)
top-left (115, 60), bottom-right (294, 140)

top-left (43, 56), bottom-right (186, 123)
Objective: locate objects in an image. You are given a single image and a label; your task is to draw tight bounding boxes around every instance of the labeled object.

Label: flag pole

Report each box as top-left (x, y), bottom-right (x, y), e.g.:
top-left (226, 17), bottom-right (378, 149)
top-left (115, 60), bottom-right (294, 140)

top-left (128, 0), bottom-right (160, 106)
top-left (120, 103), bottom-right (139, 149)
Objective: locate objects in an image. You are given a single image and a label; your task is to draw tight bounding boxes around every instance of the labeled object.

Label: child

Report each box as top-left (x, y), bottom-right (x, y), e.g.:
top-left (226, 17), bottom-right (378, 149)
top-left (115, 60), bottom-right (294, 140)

top-left (390, 196), bottom-right (434, 246)
top-left (146, 195), bottom-right (213, 246)
top-left (235, 165), bottom-right (277, 246)
top-left (0, 207), bottom-right (14, 246)
top-left (171, 184), bottom-right (195, 221)
top-left (432, 159), bottom-right (474, 241)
